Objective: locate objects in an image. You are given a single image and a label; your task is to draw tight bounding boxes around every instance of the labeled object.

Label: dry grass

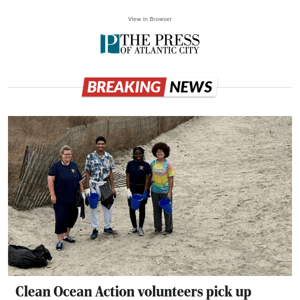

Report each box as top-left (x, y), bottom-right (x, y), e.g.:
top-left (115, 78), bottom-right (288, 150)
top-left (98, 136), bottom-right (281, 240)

top-left (8, 116), bottom-right (192, 207)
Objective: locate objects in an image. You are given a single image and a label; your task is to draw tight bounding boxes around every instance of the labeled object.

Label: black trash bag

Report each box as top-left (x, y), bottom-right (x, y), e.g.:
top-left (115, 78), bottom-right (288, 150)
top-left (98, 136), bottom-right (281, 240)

top-left (99, 183), bottom-right (114, 209)
top-left (75, 190), bottom-right (84, 207)
top-left (75, 190), bottom-right (85, 219)
top-left (8, 244), bottom-right (52, 269)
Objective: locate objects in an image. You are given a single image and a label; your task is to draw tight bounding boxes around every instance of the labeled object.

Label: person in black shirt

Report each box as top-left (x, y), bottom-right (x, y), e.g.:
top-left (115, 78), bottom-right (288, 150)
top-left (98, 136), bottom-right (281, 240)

top-left (126, 147), bottom-right (151, 236)
top-left (48, 145), bottom-right (85, 251)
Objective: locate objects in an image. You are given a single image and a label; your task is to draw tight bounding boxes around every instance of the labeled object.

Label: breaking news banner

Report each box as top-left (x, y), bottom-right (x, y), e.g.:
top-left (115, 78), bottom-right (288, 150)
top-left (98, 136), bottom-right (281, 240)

top-left (15, 285), bottom-right (251, 299)
top-left (82, 77), bottom-right (218, 97)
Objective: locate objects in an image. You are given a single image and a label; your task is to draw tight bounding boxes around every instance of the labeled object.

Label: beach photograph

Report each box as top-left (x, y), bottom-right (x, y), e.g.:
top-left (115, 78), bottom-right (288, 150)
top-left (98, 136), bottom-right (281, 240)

top-left (8, 116), bottom-right (292, 276)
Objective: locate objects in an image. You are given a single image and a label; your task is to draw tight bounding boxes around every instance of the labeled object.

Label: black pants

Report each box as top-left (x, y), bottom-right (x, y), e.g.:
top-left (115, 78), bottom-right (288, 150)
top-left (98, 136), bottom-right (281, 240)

top-left (128, 198), bottom-right (147, 228)
top-left (53, 202), bottom-right (78, 234)
top-left (151, 192), bottom-right (173, 233)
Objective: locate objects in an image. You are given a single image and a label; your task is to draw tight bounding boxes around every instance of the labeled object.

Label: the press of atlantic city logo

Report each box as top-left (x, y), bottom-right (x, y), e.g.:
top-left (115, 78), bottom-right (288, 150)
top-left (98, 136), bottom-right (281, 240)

top-left (82, 34), bottom-right (218, 97)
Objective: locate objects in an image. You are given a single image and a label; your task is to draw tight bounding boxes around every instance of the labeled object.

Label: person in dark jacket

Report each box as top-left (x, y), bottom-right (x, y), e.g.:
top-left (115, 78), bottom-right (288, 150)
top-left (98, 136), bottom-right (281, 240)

top-left (126, 146), bottom-right (151, 236)
top-left (48, 145), bottom-right (85, 251)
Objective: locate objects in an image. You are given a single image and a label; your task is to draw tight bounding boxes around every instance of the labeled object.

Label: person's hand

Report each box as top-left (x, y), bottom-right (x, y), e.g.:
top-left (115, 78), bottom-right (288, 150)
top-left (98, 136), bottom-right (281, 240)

top-left (85, 188), bottom-right (91, 196)
top-left (127, 188), bottom-right (132, 199)
top-left (167, 192), bottom-right (172, 200)
top-left (84, 189), bottom-right (90, 206)
top-left (51, 195), bottom-right (57, 204)
top-left (111, 187), bottom-right (116, 197)
top-left (142, 190), bottom-right (148, 200)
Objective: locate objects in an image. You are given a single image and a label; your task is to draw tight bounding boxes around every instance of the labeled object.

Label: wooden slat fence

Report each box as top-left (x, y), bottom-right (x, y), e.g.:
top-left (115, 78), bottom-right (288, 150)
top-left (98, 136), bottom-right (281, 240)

top-left (12, 116), bottom-right (192, 209)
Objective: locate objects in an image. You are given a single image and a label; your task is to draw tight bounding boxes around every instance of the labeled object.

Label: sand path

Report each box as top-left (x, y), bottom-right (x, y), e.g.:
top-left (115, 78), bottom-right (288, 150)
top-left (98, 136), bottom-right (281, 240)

top-left (8, 116), bottom-right (292, 276)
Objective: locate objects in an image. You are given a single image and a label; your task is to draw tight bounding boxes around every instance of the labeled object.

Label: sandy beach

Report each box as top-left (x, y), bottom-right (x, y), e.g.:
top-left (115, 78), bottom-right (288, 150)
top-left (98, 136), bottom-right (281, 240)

top-left (8, 116), bottom-right (292, 276)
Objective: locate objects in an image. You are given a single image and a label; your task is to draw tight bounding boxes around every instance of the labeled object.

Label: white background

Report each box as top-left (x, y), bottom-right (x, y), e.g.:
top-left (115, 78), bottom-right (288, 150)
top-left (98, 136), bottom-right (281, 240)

top-left (1, 0), bottom-right (299, 299)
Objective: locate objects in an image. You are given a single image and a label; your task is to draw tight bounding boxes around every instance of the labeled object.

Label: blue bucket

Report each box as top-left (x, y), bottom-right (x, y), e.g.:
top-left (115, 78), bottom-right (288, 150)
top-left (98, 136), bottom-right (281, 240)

top-left (131, 194), bottom-right (142, 210)
top-left (87, 193), bottom-right (99, 209)
top-left (159, 197), bottom-right (172, 214)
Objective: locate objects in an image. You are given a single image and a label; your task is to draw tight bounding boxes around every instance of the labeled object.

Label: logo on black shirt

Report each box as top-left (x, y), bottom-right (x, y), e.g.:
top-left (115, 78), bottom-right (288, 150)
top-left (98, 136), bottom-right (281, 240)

top-left (139, 166), bottom-right (145, 171)
top-left (71, 169), bottom-right (76, 173)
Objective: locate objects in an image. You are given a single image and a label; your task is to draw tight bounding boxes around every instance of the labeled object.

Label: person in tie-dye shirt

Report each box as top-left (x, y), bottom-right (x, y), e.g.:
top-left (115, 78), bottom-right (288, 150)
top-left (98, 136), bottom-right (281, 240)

top-left (149, 142), bottom-right (175, 235)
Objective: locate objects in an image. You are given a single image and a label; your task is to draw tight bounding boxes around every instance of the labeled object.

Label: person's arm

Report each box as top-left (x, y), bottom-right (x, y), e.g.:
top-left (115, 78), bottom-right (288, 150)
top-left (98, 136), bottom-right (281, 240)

top-left (142, 174), bottom-right (150, 200)
top-left (146, 172), bottom-right (152, 198)
top-left (126, 173), bottom-right (132, 199)
top-left (84, 170), bottom-right (91, 197)
top-left (109, 170), bottom-right (115, 195)
top-left (148, 173), bottom-right (153, 188)
top-left (47, 176), bottom-right (56, 204)
top-left (144, 174), bottom-right (150, 191)
top-left (79, 180), bottom-right (84, 193)
top-left (85, 170), bottom-right (90, 188)
top-left (167, 176), bottom-right (174, 199)
top-left (126, 173), bottom-right (130, 189)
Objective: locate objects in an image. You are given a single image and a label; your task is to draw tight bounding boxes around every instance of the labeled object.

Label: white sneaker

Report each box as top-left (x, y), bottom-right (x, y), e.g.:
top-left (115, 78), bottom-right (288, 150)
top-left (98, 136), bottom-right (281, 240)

top-left (128, 228), bottom-right (138, 234)
top-left (137, 227), bottom-right (144, 236)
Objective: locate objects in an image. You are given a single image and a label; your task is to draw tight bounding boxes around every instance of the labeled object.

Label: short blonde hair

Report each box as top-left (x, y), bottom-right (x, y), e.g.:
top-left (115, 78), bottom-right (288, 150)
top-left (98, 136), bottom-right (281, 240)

top-left (59, 145), bottom-right (72, 157)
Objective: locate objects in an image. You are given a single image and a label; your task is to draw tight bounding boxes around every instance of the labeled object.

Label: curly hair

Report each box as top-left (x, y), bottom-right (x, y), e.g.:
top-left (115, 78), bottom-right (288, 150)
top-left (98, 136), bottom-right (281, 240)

top-left (132, 146), bottom-right (145, 160)
top-left (152, 142), bottom-right (170, 158)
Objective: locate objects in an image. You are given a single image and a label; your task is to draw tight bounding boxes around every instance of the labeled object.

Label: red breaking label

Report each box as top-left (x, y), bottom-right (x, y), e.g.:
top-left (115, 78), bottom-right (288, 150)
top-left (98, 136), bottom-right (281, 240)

top-left (82, 77), bottom-right (166, 97)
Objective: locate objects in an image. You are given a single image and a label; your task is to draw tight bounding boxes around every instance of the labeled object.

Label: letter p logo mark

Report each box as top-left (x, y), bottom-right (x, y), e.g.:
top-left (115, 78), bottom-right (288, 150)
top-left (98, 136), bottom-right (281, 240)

top-left (100, 34), bottom-right (120, 54)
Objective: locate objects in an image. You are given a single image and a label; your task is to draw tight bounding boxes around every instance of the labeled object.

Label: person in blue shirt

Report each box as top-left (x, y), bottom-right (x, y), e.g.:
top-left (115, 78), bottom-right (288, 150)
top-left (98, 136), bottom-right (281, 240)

top-left (48, 145), bottom-right (85, 251)
top-left (126, 146), bottom-right (151, 236)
